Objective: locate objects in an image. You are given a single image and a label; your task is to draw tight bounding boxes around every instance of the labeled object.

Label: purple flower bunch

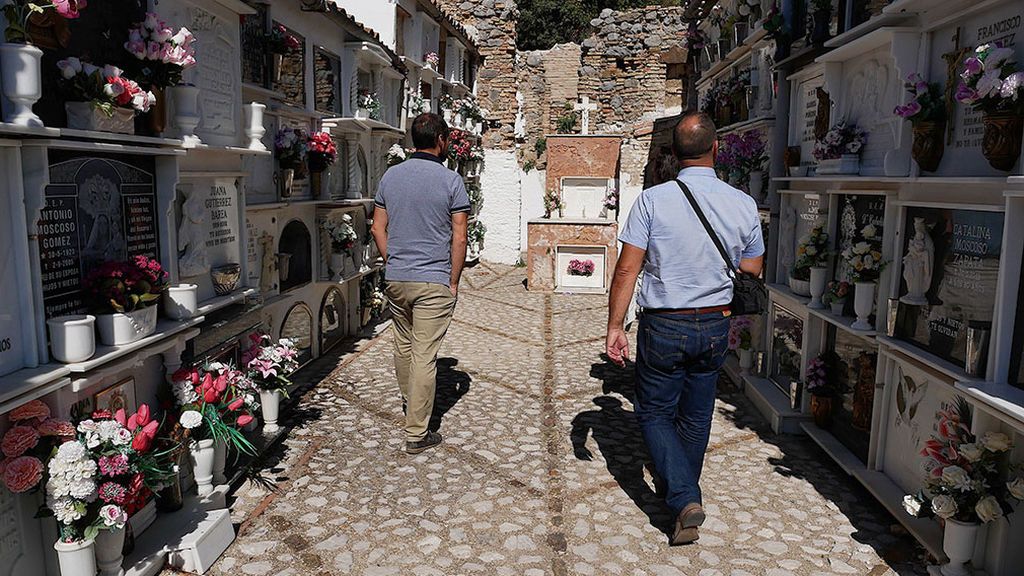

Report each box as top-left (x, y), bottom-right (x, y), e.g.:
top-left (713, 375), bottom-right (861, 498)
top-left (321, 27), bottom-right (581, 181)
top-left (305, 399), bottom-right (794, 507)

top-left (813, 121), bottom-right (867, 161)
top-left (805, 356), bottom-right (830, 396)
top-left (567, 259), bottom-right (596, 277)
top-left (275, 127), bottom-right (308, 167)
top-left (717, 130), bottom-right (766, 178)
top-left (894, 73), bottom-right (944, 124)
top-left (956, 43), bottom-right (1024, 114)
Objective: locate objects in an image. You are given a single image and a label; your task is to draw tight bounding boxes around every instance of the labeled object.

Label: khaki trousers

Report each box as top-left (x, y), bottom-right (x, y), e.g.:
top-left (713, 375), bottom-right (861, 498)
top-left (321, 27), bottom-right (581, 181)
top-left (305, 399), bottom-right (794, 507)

top-left (385, 281), bottom-right (457, 442)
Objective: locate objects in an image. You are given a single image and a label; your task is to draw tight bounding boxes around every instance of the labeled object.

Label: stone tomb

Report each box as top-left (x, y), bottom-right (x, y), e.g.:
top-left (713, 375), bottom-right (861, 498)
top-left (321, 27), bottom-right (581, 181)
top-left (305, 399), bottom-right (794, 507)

top-left (527, 135), bottom-right (621, 293)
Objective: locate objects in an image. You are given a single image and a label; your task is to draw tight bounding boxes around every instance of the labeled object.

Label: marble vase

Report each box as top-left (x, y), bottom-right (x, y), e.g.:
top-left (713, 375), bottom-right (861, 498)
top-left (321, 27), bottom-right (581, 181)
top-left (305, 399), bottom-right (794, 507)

top-left (940, 519), bottom-right (980, 576)
top-left (94, 527), bottom-right (125, 576)
top-left (852, 282), bottom-right (876, 331)
top-left (0, 43), bottom-right (44, 127)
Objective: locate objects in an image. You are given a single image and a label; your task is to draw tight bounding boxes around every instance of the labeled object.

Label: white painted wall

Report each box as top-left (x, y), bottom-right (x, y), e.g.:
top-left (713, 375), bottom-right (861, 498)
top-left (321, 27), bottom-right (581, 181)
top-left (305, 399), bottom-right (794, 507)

top-left (329, 0), bottom-right (398, 49)
top-left (478, 149), bottom-right (521, 265)
top-left (519, 168), bottom-right (546, 255)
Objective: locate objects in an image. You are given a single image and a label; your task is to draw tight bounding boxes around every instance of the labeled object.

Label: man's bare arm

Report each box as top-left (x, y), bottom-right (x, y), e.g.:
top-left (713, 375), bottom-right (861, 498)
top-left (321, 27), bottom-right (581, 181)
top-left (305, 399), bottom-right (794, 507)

top-left (739, 255), bottom-right (763, 277)
top-left (450, 212), bottom-right (469, 295)
top-left (606, 243), bottom-right (646, 366)
top-left (370, 206), bottom-right (388, 262)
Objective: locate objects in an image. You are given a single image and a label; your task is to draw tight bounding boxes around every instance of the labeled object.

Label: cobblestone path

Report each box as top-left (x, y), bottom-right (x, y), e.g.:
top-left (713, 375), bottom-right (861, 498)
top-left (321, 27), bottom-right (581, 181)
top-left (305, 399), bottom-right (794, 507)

top-left (182, 264), bottom-right (928, 576)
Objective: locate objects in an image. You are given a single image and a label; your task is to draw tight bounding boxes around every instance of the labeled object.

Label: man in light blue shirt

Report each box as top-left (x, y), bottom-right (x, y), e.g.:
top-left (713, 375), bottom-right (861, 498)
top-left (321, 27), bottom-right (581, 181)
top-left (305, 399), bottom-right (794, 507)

top-left (606, 111), bottom-right (764, 545)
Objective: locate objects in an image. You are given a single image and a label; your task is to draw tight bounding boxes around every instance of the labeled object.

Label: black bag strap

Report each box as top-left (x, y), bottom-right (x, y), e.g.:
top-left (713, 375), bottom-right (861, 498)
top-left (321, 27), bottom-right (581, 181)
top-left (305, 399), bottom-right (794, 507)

top-left (674, 179), bottom-right (738, 275)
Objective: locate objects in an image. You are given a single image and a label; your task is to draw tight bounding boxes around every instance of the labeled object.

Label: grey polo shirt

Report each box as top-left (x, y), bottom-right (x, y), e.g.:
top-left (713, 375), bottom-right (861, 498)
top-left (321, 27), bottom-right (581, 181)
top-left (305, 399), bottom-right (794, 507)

top-left (375, 152), bottom-right (470, 287)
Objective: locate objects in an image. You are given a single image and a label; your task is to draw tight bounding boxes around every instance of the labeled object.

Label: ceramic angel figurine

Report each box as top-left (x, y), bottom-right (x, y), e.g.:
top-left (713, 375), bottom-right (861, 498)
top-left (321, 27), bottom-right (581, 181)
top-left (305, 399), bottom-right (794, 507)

top-left (259, 232), bottom-right (278, 294)
top-left (178, 188), bottom-right (209, 278)
top-left (901, 217), bottom-right (933, 306)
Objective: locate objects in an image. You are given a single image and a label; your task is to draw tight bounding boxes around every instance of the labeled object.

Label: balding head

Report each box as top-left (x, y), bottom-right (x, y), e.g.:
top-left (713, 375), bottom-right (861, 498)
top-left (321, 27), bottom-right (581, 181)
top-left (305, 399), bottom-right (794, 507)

top-left (672, 111), bottom-right (717, 166)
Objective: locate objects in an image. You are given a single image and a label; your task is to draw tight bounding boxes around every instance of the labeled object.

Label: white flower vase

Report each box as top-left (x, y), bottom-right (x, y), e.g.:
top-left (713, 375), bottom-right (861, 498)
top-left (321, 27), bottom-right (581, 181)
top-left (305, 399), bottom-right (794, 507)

top-left (168, 85), bottom-right (201, 147)
top-left (189, 438), bottom-right (215, 497)
top-left (212, 437), bottom-right (227, 486)
top-left (330, 252), bottom-right (346, 281)
top-left (355, 107), bottom-right (370, 120)
top-left (830, 301), bottom-right (846, 316)
top-left (852, 281), bottom-right (876, 331)
top-left (941, 519), bottom-right (980, 576)
top-left (164, 284), bottom-right (198, 320)
top-left (748, 170), bottom-right (764, 203)
top-left (94, 527), bottom-right (125, 576)
top-left (788, 275), bottom-right (811, 297)
top-left (738, 349), bottom-right (754, 375)
top-left (808, 267), bottom-right (828, 309)
top-left (96, 306), bottom-right (158, 346)
top-left (260, 389), bottom-right (282, 434)
top-left (55, 538), bottom-right (97, 576)
top-left (46, 315), bottom-right (96, 363)
top-left (349, 253), bottom-right (360, 275)
top-left (65, 102), bottom-right (135, 135)
top-left (243, 102), bottom-right (267, 151)
top-left (0, 43), bottom-right (44, 127)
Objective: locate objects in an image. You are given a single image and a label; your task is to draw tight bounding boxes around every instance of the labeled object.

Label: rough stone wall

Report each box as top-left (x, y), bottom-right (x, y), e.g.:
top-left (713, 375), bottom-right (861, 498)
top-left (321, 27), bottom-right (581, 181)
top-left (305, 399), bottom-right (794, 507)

top-left (438, 0), bottom-right (519, 149)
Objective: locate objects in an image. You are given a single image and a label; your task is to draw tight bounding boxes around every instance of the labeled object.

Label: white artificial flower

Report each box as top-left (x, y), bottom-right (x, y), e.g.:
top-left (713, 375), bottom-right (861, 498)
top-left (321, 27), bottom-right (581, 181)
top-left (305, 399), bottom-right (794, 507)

top-left (986, 46), bottom-right (1015, 68)
top-left (853, 241), bottom-right (871, 255)
top-left (102, 64), bottom-right (123, 79)
top-left (861, 224), bottom-right (877, 239)
top-left (55, 439), bottom-right (87, 463)
top-left (82, 63), bottom-right (99, 76)
top-left (941, 466), bottom-right (973, 491)
top-left (112, 427), bottom-right (133, 447)
top-left (99, 504), bottom-right (128, 528)
top-left (981, 431), bottom-right (1012, 452)
top-left (1007, 477), bottom-right (1024, 500)
top-left (931, 494), bottom-right (958, 519)
top-left (976, 69), bottom-right (1004, 98)
top-left (847, 141), bottom-right (863, 154)
top-left (173, 380), bottom-right (200, 406)
top-left (806, 245), bottom-right (818, 255)
top-left (50, 496), bottom-right (86, 525)
top-left (179, 410), bottom-right (203, 430)
top-left (97, 420), bottom-right (122, 440)
top-left (975, 495), bottom-right (1004, 523)
top-left (68, 478), bottom-right (97, 500)
top-left (959, 442), bottom-right (984, 462)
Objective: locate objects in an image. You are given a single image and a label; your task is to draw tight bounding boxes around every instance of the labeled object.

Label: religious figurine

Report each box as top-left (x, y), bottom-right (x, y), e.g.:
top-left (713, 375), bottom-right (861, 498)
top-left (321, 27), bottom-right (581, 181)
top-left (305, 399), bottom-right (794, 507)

top-left (901, 217), bottom-right (933, 306)
top-left (814, 87), bottom-right (831, 142)
top-left (80, 174), bottom-right (126, 266)
top-left (941, 28), bottom-right (972, 145)
top-left (177, 187), bottom-right (210, 278)
top-left (259, 232), bottom-right (278, 294)
top-left (851, 352), bottom-right (877, 432)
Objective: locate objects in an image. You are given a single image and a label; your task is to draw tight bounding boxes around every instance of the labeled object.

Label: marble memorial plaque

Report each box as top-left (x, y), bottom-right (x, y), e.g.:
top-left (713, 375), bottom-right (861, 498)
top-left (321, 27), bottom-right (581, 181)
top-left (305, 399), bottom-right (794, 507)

top-left (555, 246), bottom-right (606, 292)
top-left (38, 152), bottom-right (159, 319)
top-left (0, 186), bottom-right (24, 376)
top-left (835, 194), bottom-right (885, 283)
top-left (791, 74), bottom-right (824, 165)
top-left (769, 303), bottom-right (803, 397)
top-left (779, 193), bottom-right (826, 281)
top-left (827, 326), bottom-right (877, 463)
top-left (560, 177), bottom-right (611, 220)
top-left (895, 207), bottom-right (1003, 366)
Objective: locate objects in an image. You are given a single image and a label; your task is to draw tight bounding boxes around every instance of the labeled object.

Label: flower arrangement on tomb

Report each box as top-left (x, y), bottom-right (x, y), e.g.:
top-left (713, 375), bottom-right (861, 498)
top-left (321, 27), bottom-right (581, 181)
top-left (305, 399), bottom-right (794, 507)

top-left (357, 89), bottom-right (382, 120)
top-left (0, 400), bottom-right (74, 494)
top-left (266, 23), bottom-right (301, 55)
top-left (43, 404), bottom-right (177, 542)
top-left (824, 280), bottom-right (851, 305)
top-left (56, 59), bottom-right (156, 115)
top-left (408, 92), bottom-right (429, 116)
top-left (543, 189), bottom-right (564, 218)
top-left (455, 97), bottom-right (486, 124)
top-left (813, 120), bottom-right (867, 161)
top-left (2, 0), bottom-right (86, 44)
top-left (840, 224), bottom-right (886, 282)
top-left (307, 131), bottom-right (337, 173)
top-left (686, 28), bottom-right (708, 54)
top-left (83, 255), bottom-right (167, 314)
top-left (325, 212), bottom-right (358, 254)
top-left (792, 224), bottom-right (830, 280)
top-left (955, 43), bottom-right (1024, 115)
top-left (904, 397), bottom-right (1022, 524)
top-left (603, 187), bottom-right (619, 212)
top-left (360, 276), bottom-right (387, 320)
top-left (718, 130), bottom-right (766, 185)
top-left (567, 259), bottom-right (596, 277)
top-left (123, 12), bottom-right (197, 89)
top-left (169, 364), bottom-right (257, 456)
top-left (274, 127), bottom-right (308, 169)
top-left (739, 0), bottom-right (762, 23)
top-left (762, 2), bottom-right (786, 43)
top-left (243, 333), bottom-right (300, 394)
top-left (467, 180), bottom-right (483, 211)
top-left (387, 143), bottom-right (408, 166)
top-left (424, 51), bottom-right (440, 70)
top-left (894, 73), bottom-right (945, 124)
top-left (447, 129), bottom-right (474, 162)
top-left (804, 354), bottom-right (840, 397)
top-left (468, 220), bottom-right (486, 248)
top-left (728, 316), bottom-right (754, 351)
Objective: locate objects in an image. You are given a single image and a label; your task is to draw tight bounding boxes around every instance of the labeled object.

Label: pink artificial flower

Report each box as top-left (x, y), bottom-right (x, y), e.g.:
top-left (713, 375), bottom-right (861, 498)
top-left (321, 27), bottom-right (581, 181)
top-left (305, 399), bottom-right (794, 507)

top-left (228, 397), bottom-right (245, 411)
top-left (99, 454), bottom-right (130, 477)
top-left (236, 414), bottom-right (254, 427)
top-left (2, 456), bottom-right (43, 493)
top-left (962, 56), bottom-right (983, 78)
top-left (955, 83), bottom-right (980, 104)
top-left (10, 400), bottom-right (50, 423)
top-left (153, 26), bottom-right (174, 44)
top-left (1, 426), bottom-right (39, 458)
top-left (37, 418), bottom-right (75, 438)
top-left (976, 69), bottom-right (1004, 98)
top-left (98, 481), bottom-right (128, 504)
top-left (144, 12), bottom-right (160, 31)
top-left (171, 27), bottom-right (194, 47)
top-left (52, 0), bottom-right (86, 19)
top-left (147, 41), bottom-right (163, 60)
top-left (126, 39), bottom-right (147, 60)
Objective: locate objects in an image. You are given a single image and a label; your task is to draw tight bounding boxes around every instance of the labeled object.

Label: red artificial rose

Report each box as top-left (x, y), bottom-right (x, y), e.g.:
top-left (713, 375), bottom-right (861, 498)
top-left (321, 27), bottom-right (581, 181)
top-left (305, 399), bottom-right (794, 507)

top-left (91, 409), bottom-right (112, 420)
top-left (114, 408), bottom-right (127, 427)
top-left (204, 387), bottom-right (220, 404)
top-left (228, 397), bottom-right (244, 411)
top-left (236, 414), bottom-right (254, 427)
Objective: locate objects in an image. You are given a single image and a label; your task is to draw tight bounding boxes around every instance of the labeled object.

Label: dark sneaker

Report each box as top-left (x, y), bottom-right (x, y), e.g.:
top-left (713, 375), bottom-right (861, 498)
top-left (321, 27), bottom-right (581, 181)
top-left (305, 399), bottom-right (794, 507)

top-left (406, 431), bottom-right (443, 454)
top-left (671, 503), bottom-right (706, 545)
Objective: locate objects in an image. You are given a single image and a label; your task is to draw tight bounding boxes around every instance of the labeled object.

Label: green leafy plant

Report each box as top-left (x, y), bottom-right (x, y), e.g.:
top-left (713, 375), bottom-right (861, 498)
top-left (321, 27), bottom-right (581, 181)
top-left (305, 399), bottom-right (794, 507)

top-left (556, 104), bottom-right (579, 134)
top-left (534, 136), bottom-right (547, 157)
top-left (543, 189), bottom-right (564, 218)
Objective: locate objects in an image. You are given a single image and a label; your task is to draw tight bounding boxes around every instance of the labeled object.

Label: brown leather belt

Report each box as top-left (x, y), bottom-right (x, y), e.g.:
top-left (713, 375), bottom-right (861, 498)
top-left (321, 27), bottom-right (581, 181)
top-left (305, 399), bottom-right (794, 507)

top-left (643, 305), bottom-right (731, 315)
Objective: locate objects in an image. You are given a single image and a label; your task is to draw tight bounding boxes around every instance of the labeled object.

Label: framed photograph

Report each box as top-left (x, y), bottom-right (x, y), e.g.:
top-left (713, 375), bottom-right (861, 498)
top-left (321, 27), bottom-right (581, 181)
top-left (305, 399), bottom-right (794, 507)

top-left (94, 377), bottom-right (134, 415)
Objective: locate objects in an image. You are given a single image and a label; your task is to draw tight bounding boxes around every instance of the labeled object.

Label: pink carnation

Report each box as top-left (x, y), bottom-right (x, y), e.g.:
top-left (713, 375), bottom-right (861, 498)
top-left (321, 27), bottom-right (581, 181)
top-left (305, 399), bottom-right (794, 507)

top-left (9, 400), bottom-right (50, 423)
top-left (37, 418), bottom-right (76, 438)
top-left (99, 454), bottom-right (130, 477)
top-left (52, 0), bottom-right (87, 19)
top-left (1, 426), bottom-right (39, 458)
top-left (2, 456), bottom-right (43, 493)
top-left (98, 481), bottom-right (128, 504)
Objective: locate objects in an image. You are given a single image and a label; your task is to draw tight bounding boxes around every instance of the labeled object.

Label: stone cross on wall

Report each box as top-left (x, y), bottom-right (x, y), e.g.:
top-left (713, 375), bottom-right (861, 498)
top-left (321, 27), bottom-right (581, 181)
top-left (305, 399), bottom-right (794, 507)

top-left (574, 96), bottom-right (598, 135)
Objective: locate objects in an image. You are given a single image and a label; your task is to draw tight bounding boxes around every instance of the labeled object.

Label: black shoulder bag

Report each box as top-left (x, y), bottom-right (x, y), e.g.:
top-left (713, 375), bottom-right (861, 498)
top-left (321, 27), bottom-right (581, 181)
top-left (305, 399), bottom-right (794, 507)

top-left (674, 179), bottom-right (767, 316)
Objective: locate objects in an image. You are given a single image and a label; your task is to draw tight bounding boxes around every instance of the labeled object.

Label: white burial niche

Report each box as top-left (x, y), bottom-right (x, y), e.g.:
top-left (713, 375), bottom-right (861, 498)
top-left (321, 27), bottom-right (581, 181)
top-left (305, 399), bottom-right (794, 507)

top-left (560, 177), bottom-right (615, 220)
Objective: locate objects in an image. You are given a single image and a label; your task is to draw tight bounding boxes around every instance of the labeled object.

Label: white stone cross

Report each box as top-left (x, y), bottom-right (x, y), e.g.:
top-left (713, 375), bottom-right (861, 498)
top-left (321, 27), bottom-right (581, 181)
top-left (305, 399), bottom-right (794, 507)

top-left (574, 96), bottom-right (598, 135)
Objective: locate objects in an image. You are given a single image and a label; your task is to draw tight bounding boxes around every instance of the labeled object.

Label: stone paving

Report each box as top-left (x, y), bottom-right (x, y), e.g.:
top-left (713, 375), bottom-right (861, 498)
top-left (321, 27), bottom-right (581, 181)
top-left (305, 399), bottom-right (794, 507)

top-left (166, 263), bottom-right (929, 576)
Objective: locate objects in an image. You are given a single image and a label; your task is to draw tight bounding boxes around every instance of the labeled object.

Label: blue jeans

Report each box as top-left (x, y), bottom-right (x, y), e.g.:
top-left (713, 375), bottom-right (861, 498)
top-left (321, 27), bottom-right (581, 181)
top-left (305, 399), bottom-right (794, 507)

top-left (635, 310), bottom-right (730, 516)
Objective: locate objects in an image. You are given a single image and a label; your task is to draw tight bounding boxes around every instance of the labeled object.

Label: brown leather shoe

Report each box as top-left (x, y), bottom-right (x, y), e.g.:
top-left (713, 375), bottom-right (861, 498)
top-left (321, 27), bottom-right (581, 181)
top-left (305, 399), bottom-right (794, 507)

top-left (406, 431), bottom-right (443, 454)
top-left (671, 503), bottom-right (706, 545)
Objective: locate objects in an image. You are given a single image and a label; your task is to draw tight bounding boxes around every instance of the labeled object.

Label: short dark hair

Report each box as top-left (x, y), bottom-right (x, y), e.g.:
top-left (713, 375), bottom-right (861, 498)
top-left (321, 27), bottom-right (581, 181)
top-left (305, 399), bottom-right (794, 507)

top-left (411, 113), bottom-right (449, 150)
top-left (672, 111), bottom-right (717, 160)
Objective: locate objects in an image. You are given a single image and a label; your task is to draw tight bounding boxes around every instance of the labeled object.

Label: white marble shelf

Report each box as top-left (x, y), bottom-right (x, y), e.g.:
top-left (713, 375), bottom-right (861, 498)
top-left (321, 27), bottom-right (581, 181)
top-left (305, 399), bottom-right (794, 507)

top-left (883, 0), bottom-right (947, 14)
top-left (723, 356), bottom-right (809, 434)
top-left (195, 287), bottom-right (259, 317)
top-left (716, 115), bottom-right (775, 135)
top-left (246, 198), bottom-right (339, 211)
top-left (64, 317), bottom-right (204, 376)
top-left (59, 128), bottom-right (183, 147)
top-left (184, 143), bottom-right (272, 156)
top-left (527, 217), bottom-right (617, 225)
top-left (334, 263), bottom-right (384, 285)
top-left (0, 366), bottom-right (71, 411)
top-left (766, 282), bottom-right (811, 309)
top-left (816, 26), bottom-right (918, 64)
top-left (876, 335), bottom-right (985, 385)
top-left (773, 175), bottom-right (1010, 185)
top-left (0, 122), bottom-right (61, 138)
top-left (807, 306), bottom-right (876, 338)
top-left (823, 13), bottom-right (910, 49)
top-left (241, 82), bottom-right (286, 102)
top-left (800, 422), bottom-right (946, 562)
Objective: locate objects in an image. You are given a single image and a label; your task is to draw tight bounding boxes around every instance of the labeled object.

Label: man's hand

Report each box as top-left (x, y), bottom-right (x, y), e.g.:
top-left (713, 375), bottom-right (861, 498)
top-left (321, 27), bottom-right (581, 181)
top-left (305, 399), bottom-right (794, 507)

top-left (606, 327), bottom-right (630, 367)
top-left (450, 284), bottom-right (459, 298)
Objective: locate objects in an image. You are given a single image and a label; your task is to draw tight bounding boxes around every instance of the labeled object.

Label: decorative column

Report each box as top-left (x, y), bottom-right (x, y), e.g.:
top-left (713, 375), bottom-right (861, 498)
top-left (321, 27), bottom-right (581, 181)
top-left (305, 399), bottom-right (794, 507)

top-left (345, 135), bottom-right (360, 199)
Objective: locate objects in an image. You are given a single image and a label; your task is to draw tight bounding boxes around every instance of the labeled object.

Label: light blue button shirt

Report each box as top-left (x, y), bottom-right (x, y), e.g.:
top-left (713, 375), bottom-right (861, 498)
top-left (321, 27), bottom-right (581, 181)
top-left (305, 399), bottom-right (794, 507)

top-left (620, 167), bottom-right (765, 309)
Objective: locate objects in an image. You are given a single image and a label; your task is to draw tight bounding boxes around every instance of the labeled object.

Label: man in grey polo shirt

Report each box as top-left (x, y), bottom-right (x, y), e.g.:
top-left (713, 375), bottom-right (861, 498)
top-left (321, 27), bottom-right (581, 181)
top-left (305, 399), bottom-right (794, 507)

top-left (606, 111), bottom-right (764, 545)
top-left (371, 113), bottom-right (470, 455)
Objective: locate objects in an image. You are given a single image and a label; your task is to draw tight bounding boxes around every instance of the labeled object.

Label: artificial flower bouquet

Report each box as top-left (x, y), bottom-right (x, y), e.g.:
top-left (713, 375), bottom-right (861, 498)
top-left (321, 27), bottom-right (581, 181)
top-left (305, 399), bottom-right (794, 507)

top-left (83, 255), bottom-right (167, 314)
top-left (813, 120), bottom-right (867, 161)
top-left (824, 280), bottom-right (851, 305)
top-left (170, 365), bottom-right (256, 456)
top-left (455, 97), bottom-right (486, 123)
top-left (895, 73), bottom-right (944, 124)
top-left (266, 23), bottom-right (301, 55)
top-left (804, 354), bottom-right (838, 397)
top-left (307, 131), bottom-right (337, 172)
top-left (56, 59), bottom-right (156, 115)
top-left (424, 51), bottom-right (440, 70)
top-left (728, 316), bottom-right (754, 351)
top-left (357, 89), bottom-right (382, 120)
top-left (762, 2), bottom-right (786, 42)
top-left (0, 400), bottom-right (74, 494)
top-left (567, 259), bottom-right (596, 277)
top-left (448, 129), bottom-right (473, 163)
top-left (408, 93), bottom-right (430, 116)
top-left (543, 189), bottom-right (564, 218)
top-left (387, 143), bottom-right (409, 166)
top-left (956, 43), bottom-right (1024, 115)
top-left (2, 0), bottom-right (86, 44)
top-left (603, 187), bottom-right (619, 212)
top-left (243, 333), bottom-right (300, 394)
top-left (124, 12), bottom-right (197, 89)
top-left (793, 224), bottom-right (830, 275)
top-left (840, 224), bottom-right (886, 282)
top-left (906, 398), bottom-right (1022, 524)
top-left (325, 212), bottom-right (358, 254)
top-left (275, 127), bottom-right (308, 170)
